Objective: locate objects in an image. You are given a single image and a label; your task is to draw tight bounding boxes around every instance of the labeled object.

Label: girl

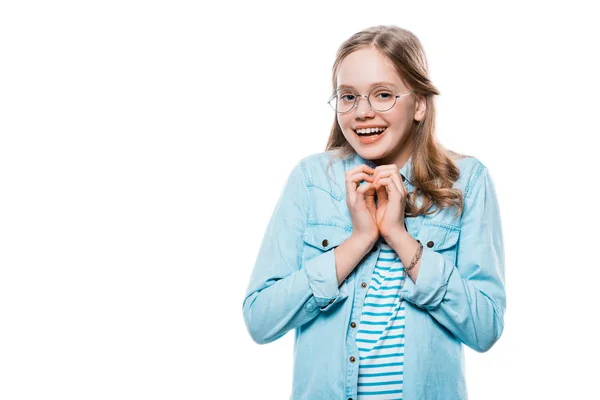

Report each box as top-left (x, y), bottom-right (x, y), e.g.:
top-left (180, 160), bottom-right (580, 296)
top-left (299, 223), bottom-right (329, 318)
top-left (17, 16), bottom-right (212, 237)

top-left (243, 25), bottom-right (506, 400)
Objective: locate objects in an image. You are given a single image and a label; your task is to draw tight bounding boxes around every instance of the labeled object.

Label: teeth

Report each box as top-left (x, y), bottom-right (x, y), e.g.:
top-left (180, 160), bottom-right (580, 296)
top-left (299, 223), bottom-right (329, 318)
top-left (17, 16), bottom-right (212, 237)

top-left (356, 127), bottom-right (386, 135)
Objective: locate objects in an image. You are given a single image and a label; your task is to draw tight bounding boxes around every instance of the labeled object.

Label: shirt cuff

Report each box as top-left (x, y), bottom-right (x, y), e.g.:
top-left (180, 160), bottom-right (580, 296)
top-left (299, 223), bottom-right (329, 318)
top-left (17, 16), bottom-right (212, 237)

top-left (400, 246), bottom-right (455, 310)
top-left (303, 248), bottom-right (348, 310)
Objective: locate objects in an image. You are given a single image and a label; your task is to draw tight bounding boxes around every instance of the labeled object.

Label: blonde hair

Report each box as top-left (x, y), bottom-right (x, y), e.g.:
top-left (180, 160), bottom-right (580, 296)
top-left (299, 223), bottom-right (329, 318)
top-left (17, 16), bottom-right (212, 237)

top-left (325, 25), bottom-right (467, 218)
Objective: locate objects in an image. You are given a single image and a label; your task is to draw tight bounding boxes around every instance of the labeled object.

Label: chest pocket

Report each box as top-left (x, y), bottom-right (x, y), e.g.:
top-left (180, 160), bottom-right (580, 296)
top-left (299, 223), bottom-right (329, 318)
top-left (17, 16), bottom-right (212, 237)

top-left (417, 222), bottom-right (460, 266)
top-left (302, 223), bottom-right (352, 263)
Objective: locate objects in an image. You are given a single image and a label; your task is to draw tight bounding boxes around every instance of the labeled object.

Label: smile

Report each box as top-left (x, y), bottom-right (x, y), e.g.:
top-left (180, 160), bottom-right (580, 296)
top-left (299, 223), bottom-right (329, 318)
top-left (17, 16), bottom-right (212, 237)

top-left (354, 127), bottom-right (388, 144)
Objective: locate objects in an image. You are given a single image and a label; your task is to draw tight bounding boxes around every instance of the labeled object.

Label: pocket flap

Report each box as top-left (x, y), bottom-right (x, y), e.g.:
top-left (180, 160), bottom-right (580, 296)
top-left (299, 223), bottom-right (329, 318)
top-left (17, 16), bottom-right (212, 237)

top-left (303, 224), bottom-right (352, 251)
top-left (418, 223), bottom-right (459, 251)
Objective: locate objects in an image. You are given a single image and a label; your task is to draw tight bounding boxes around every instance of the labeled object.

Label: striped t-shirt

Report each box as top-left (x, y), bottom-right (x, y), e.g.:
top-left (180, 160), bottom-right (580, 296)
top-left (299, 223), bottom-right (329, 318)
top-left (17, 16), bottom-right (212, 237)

top-left (356, 239), bottom-right (406, 399)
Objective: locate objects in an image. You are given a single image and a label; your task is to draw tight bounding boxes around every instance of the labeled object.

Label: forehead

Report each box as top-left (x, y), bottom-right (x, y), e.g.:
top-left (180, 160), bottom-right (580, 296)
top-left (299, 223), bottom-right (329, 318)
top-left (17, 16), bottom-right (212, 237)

top-left (336, 47), bottom-right (405, 91)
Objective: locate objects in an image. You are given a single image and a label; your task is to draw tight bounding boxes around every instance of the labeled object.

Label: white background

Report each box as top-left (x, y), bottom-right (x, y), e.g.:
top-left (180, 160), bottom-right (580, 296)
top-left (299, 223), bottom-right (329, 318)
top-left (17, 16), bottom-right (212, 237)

top-left (1, 1), bottom-right (598, 399)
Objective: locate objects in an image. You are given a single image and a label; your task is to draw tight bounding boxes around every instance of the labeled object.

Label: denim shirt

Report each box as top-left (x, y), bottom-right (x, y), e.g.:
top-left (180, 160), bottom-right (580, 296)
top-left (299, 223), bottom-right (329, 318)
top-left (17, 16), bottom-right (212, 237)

top-left (242, 150), bottom-right (506, 400)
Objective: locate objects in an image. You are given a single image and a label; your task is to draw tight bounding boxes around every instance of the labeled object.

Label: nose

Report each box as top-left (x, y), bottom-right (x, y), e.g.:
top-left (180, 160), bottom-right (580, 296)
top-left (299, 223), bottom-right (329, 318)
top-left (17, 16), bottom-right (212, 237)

top-left (355, 95), bottom-right (375, 119)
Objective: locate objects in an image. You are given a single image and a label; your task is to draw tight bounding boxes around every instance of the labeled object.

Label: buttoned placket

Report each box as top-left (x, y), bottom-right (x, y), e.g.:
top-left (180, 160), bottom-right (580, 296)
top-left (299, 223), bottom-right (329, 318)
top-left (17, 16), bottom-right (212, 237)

top-left (345, 231), bottom-right (388, 398)
top-left (344, 157), bottom-right (415, 398)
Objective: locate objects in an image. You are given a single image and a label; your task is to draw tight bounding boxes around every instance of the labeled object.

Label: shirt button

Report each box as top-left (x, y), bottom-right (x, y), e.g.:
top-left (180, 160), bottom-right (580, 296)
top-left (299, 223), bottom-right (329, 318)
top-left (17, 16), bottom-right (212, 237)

top-left (350, 322), bottom-right (356, 328)
top-left (361, 282), bottom-right (367, 288)
top-left (322, 239), bottom-right (329, 247)
top-left (349, 356), bottom-right (356, 363)
top-left (427, 240), bottom-right (434, 248)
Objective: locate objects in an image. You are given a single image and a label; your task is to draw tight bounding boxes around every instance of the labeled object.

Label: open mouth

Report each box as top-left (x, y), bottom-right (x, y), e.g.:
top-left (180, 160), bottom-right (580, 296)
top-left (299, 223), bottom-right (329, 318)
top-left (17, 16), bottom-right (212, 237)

top-left (355, 127), bottom-right (387, 137)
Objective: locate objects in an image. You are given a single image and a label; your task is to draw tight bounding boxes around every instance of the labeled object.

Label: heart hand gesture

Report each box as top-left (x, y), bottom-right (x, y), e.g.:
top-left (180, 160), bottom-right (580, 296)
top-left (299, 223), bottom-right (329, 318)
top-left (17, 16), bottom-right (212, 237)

top-left (372, 165), bottom-right (408, 241)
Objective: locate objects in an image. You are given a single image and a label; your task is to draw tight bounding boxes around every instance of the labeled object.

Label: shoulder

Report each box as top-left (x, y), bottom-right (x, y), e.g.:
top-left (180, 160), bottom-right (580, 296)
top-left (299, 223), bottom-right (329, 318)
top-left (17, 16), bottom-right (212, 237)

top-left (449, 152), bottom-right (489, 198)
top-left (299, 149), bottom-right (343, 167)
top-left (296, 150), bottom-right (347, 200)
top-left (297, 149), bottom-right (345, 176)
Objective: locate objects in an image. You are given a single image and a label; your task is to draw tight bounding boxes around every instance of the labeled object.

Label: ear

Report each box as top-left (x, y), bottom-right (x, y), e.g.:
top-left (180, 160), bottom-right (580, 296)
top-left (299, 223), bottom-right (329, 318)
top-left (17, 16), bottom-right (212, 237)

top-left (413, 95), bottom-right (427, 122)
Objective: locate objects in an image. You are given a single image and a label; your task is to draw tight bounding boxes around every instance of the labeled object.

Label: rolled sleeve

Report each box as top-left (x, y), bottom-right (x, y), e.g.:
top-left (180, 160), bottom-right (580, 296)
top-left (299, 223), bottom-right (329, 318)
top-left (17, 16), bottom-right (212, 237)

top-left (401, 163), bottom-right (506, 352)
top-left (401, 246), bottom-right (455, 310)
top-left (242, 159), bottom-right (320, 344)
top-left (303, 248), bottom-right (344, 308)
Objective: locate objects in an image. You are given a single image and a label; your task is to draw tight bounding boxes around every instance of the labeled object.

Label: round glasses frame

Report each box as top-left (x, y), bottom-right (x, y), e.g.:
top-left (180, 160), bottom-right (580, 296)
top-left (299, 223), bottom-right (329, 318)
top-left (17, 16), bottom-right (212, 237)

top-left (328, 86), bottom-right (415, 114)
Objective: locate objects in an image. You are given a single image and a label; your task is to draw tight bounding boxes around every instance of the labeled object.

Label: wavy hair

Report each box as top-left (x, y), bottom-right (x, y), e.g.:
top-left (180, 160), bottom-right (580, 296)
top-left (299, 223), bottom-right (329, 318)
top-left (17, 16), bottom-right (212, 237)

top-left (325, 25), bottom-right (467, 218)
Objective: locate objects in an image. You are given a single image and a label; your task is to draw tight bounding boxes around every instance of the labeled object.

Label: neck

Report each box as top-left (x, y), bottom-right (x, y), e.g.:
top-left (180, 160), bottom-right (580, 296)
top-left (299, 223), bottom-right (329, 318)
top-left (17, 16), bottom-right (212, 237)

top-left (374, 139), bottom-right (413, 170)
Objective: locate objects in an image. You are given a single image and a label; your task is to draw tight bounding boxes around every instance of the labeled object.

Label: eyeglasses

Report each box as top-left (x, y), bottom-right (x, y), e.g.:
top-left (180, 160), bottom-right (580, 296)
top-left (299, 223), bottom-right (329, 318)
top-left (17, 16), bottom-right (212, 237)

top-left (328, 86), bottom-right (414, 114)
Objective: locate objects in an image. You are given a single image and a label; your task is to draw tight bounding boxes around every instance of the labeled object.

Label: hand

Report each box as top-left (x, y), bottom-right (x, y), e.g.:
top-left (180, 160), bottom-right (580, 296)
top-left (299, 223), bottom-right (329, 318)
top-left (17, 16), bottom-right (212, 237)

top-left (372, 165), bottom-right (407, 241)
top-left (345, 164), bottom-right (379, 243)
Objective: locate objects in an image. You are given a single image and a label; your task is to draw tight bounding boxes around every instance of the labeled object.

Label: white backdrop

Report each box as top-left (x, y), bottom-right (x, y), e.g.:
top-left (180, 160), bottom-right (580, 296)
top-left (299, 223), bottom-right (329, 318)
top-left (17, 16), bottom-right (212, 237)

top-left (1, 1), bottom-right (598, 399)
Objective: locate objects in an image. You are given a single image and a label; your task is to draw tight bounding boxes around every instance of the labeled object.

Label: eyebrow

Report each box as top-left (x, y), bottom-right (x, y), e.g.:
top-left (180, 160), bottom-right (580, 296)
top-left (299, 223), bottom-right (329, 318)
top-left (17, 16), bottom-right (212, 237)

top-left (337, 81), bottom-right (399, 90)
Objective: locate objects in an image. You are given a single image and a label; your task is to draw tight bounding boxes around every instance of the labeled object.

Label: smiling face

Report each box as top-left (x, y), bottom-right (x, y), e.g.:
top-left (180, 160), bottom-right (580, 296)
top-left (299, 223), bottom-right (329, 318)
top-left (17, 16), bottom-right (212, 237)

top-left (335, 46), bottom-right (426, 167)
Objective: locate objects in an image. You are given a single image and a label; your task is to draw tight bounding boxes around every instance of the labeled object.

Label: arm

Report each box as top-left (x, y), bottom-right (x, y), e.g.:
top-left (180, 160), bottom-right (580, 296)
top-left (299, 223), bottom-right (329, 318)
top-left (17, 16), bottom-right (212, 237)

top-left (393, 164), bottom-right (506, 352)
top-left (334, 234), bottom-right (376, 286)
top-left (242, 160), bottom-right (360, 345)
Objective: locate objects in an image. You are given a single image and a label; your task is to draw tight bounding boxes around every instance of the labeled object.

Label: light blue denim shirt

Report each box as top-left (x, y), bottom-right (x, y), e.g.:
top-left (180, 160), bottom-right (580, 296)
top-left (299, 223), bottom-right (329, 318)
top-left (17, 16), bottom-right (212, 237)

top-left (242, 150), bottom-right (506, 400)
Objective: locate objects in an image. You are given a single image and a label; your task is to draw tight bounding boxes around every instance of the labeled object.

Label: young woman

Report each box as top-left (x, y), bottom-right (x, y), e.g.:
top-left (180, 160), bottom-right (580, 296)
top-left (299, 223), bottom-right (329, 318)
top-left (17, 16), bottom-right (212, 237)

top-left (243, 25), bottom-right (506, 400)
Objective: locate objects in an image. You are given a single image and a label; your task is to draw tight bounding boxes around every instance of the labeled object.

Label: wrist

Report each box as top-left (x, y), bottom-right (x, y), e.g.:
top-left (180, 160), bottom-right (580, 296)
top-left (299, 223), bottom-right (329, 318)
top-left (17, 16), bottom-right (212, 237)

top-left (382, 228), bottom-right (410, 248)
top-left (350, 232), bottom-right (378, 253)
top-left (404, 241), bottom-right (423, 274)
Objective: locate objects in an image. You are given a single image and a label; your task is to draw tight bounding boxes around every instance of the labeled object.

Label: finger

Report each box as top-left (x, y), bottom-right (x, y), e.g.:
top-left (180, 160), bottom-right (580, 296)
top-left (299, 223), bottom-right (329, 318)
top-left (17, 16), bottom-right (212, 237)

top-left (379, 176), bottom-right (402, 193)
top-left (356, 181), bottom-right (376, 196)
top-left (374, 170), bottom-right (403, 195)
top-left (372, 166), bottom-right (395, 183)
top-left (373, 164), bottom-right (397, 172)
top-left (375, 177), bottom-right (388, 202)
top-left (346, 164), bottom-right (375, 177)
top-left (380, 179), bottom-right (402, 208)
top-left (373, 170), bottom-right (392, 198)
top-left (389, 172), bottom-right (404, 195)
top-left (345, 165), bottom-right (375, 192)
top-left (359, 182), bottom-right (377, 210)
top-left (353, 175), bottom-right (375, 202)
top-left (377, 177), bottom-right (393, 196)
top-left (372, 165), bottom-right (396, 179)
top-left (348, 172), bottom-right (375, 187)
top-left (345, 171), bottom-right (374, 203)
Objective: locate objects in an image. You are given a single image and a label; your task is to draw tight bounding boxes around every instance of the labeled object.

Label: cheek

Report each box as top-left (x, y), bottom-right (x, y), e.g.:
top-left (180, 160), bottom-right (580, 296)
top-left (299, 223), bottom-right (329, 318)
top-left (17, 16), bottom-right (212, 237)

top-left (338, 114), bottom-right (353, 131)
top-left (388, 109), bottom-right (411, 127)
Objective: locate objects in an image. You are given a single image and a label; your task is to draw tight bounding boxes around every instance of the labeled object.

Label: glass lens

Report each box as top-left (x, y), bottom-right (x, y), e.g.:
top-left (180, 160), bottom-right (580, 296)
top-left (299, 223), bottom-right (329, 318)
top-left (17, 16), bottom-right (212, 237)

top-left (333, 89), bottom-right (356, 113)
top-left (369, 86), bottom-right (396, 111)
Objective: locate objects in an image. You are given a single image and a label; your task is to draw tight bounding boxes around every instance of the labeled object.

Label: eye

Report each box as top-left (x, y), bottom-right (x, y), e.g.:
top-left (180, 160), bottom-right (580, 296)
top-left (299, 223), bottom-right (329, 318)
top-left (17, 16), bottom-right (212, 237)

top-left (339, 94), bottom-right (356, 102)
top-left (374, 91), bottom-right (393, 99)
